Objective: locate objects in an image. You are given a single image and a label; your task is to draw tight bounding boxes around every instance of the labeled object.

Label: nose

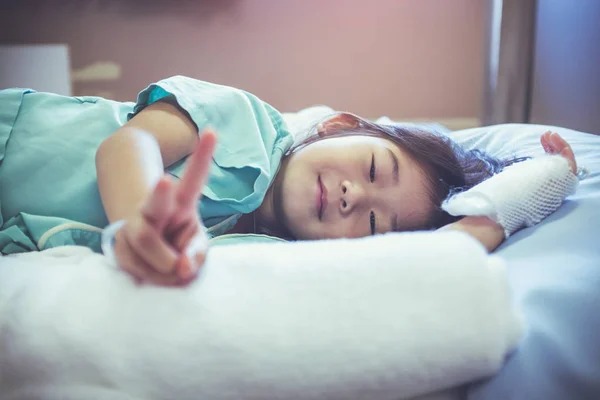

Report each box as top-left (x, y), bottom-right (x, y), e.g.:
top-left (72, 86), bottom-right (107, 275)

top-left (340, 180), bottom-right (367, 215)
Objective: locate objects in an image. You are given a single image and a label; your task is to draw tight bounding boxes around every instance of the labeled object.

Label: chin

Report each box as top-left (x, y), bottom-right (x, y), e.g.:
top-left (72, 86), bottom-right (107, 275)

top-left (284, 220), bottom-right (313, 241)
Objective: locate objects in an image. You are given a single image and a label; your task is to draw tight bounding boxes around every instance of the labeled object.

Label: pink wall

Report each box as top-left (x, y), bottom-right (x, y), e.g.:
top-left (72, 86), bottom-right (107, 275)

top-left (0, 0), bottom-right (487, 119)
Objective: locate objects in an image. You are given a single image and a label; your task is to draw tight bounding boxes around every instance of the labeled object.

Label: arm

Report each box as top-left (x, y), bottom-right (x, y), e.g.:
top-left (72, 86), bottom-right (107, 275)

top-left (96, 101), bottom-right (216, 285)
top-left (438, 131), bottom-right (579, 254)
top-left (438, 216), bottom-right (505, 253)
top-left (96, 101), bottom-right (199, 222)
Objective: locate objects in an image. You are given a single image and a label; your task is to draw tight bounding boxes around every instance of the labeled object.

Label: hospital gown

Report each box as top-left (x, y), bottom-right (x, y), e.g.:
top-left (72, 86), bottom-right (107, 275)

top-left (0, 76), bottom-right (293, 254)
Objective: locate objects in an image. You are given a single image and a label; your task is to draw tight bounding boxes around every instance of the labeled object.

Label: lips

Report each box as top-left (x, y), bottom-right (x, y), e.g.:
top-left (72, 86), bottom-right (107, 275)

top-left (317, 175), bottom-right (328, 220)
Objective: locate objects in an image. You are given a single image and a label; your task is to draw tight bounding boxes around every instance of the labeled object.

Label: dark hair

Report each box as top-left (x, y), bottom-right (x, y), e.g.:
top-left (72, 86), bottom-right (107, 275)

top-left (287, 113), bottom-right (527, 230)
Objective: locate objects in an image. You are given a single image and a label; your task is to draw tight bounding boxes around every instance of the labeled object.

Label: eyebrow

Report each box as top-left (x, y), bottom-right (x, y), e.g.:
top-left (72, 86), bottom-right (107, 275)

top-left (387, 148), bottom-right (399, 184)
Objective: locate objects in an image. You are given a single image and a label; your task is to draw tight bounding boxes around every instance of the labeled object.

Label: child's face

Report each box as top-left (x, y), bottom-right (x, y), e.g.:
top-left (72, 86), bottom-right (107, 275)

top-left (271, 135), bottom-right (433, 240)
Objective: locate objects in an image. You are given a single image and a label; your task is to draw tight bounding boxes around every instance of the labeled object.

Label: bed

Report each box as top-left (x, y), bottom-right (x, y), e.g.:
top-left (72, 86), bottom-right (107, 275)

top-left (451, 124), bottom-right (600, 400)
top-left (0, 117), bottom-right (598, 400)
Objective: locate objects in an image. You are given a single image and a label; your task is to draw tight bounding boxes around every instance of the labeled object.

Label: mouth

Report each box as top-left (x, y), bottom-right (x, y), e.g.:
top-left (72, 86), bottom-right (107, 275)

top-left (316, 175), bottom-right (327, 220)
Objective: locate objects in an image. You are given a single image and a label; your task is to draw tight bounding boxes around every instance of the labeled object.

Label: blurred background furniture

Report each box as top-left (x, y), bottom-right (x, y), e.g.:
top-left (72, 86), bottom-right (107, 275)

top-left (1, 1), bottom-right (598, 133)
top-left (0, 44), bottom-right (72, 95)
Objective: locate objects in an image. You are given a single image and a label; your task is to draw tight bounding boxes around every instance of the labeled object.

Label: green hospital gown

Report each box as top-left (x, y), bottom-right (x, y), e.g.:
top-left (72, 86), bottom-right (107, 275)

top-left (0, 76), bottom-right (294, 254)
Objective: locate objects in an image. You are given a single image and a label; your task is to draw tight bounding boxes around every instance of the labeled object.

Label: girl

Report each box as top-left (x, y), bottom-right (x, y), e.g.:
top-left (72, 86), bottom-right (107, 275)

top-left (0, 76), bottom-right (579, 285)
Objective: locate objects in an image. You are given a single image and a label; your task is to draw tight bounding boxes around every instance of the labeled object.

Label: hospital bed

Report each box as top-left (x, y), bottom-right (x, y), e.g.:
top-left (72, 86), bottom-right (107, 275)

top-left (0, 112), bottom-right (598, 400)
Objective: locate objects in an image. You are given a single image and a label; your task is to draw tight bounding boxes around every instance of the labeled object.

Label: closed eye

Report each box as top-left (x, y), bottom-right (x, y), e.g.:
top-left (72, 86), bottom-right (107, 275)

top-left (370, 211), bottom-right (376, 235)
top-left (370, 153), bottom-right (376, 182)
top-left (369, 154), bottom-right (376, 235)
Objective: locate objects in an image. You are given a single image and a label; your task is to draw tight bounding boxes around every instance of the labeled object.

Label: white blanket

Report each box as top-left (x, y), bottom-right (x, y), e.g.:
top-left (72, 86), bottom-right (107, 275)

top-left (0, 231), bottom-right (522, 400)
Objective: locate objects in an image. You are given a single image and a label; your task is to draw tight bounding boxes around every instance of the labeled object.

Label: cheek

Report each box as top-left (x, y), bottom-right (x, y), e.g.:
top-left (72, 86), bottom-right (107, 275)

top-left (293, 145), bottom-right (347, 171)
top-left (279, 172), bottom-right (313, 227)
top-left (285, 213), bottom-right (318, 240)
top-left (402, 184), bottom-right (435, 228)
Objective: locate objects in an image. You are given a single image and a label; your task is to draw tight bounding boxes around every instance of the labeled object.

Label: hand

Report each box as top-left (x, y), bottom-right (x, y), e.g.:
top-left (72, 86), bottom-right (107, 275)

top-left (114, 130), bottom-right (217, 285)
top-left (540, 131), bottom-right (577, 174)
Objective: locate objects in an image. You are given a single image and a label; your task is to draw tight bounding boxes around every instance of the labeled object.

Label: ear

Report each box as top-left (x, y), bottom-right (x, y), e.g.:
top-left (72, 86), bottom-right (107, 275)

top-left (317, 112), bottom-right (363, 137)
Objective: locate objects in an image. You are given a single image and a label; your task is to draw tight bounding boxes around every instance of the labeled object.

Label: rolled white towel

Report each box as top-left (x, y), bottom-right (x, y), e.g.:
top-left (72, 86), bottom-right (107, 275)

top-left (0, 231), bottom-right (522, 400)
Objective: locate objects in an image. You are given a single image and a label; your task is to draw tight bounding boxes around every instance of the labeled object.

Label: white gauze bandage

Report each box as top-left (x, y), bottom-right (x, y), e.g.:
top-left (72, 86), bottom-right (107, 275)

top-left (442, 155), bottom-right (580, 238)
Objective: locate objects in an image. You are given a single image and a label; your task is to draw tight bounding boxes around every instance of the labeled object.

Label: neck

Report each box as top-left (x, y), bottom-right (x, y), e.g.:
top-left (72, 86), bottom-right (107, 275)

top-left (256, 172), bottom-right (289, 237)
top-left (255, 185), bottom-right (278, 230)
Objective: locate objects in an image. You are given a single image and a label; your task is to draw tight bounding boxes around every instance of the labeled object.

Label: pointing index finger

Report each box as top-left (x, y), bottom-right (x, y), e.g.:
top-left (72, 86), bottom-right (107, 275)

top-left (176, 129), bottom-right (217, 209)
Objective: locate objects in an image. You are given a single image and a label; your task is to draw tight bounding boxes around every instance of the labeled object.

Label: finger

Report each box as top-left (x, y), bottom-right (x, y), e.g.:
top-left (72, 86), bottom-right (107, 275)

top-left (175, 232), bottom-right (209, 280)
top-left (175, 256), bottom-right (195, 282)
top-left (549, 132), bottom-right (568, 151)
top-left (167, 218), bottom-right (201, 252)
top-left (560, 146), bottom-right (577, 174)
top-left (175, 253), bottom-right (205, 283)
top-left (541, 131), bottom-right (552, 142)
top-left (124, 216), bottom-right (179, 275)
top-left (176, 130), bottom-right (218, 209)
top-left (141, 177), bottom-right (175, 231)
top-left (176, 252), bottom-right (206, 285)
top-left (540, 134), bottom-right (553, 154)
top-left (541, 131), bottom-right (556, 150)
top-left (114, 229), bottom-right (179, 286)
top-left (546, 132), bottom-right (563, 151)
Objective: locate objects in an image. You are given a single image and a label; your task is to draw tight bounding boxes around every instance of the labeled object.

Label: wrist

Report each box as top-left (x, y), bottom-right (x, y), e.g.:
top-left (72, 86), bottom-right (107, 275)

top-left (101, 220), bottom-right (127, 266)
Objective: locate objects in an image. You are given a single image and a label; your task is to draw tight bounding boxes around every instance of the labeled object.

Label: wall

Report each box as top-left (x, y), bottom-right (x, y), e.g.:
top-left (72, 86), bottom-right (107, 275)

top-left (0, 0), bottom-right (487, 121)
